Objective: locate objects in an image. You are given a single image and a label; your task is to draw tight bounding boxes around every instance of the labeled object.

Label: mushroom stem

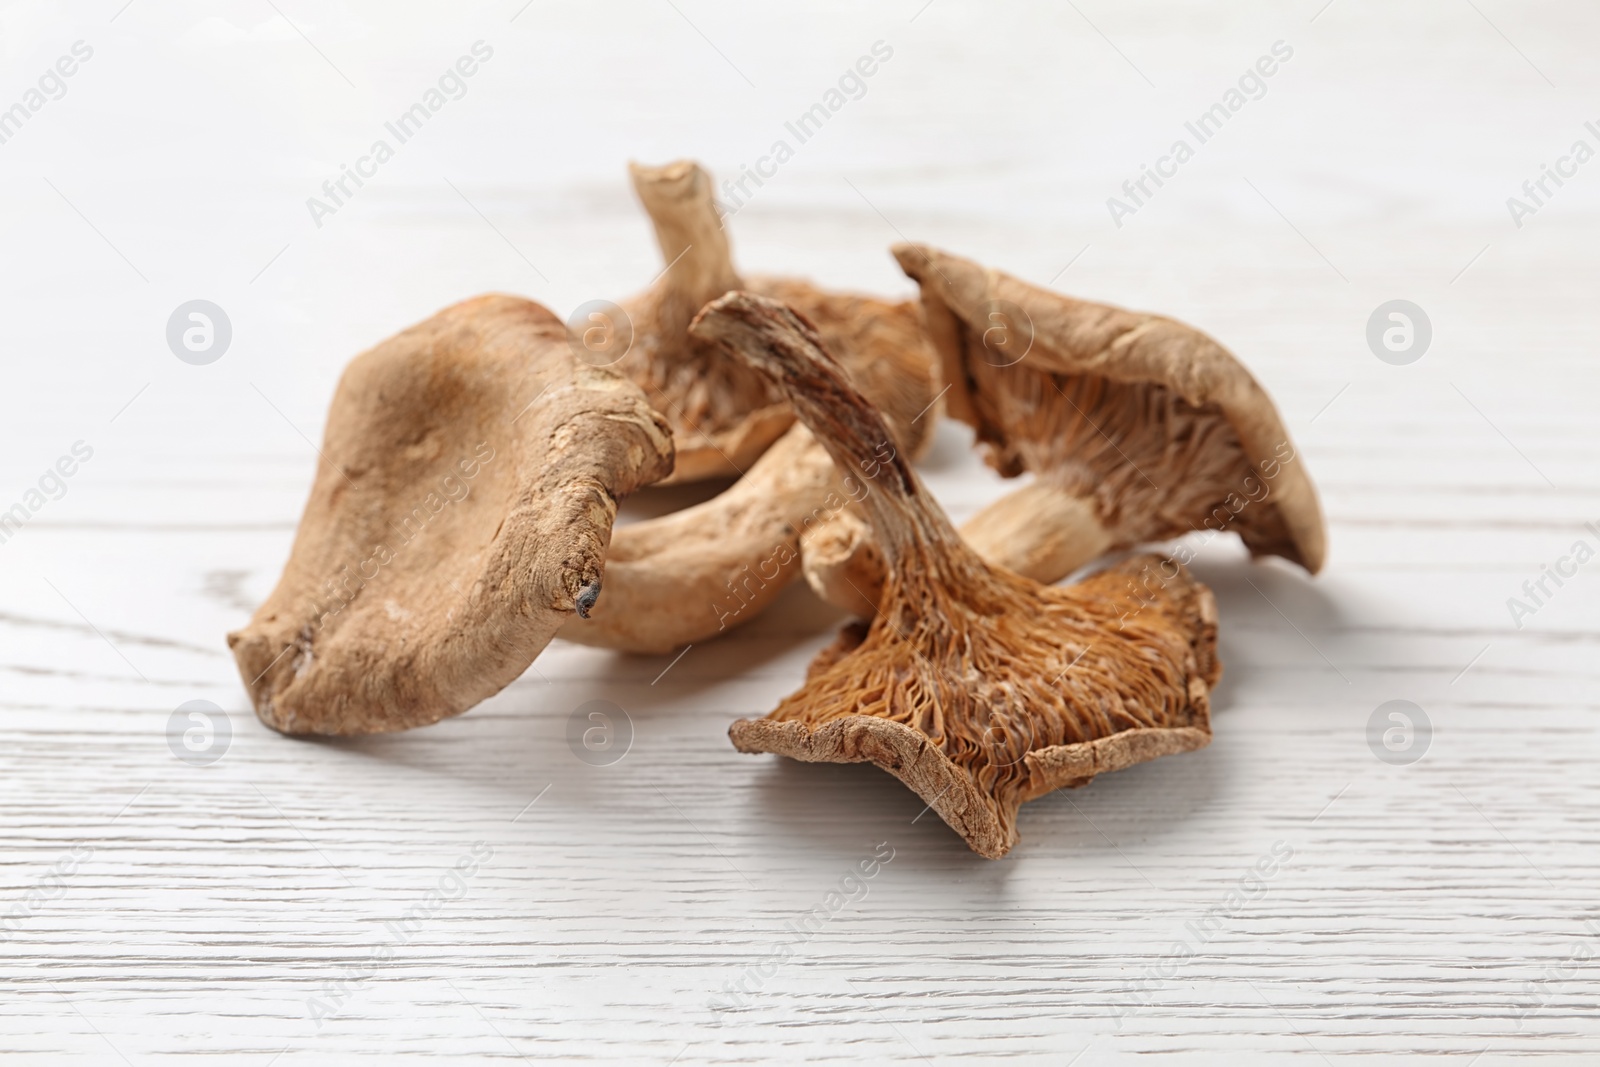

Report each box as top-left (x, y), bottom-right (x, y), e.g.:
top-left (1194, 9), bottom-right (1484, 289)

top-left (963, 483), bottom-right (1115, 581)
top-left (628, 161), bottom-right (743, 366)
top-left (689, 293), bottom-right (974, 591)
top-left (613, 160), bottom-right (939, 485)
top-left (801, 483), bottom-right (1117, 617)
top-left (556, 423), bottom-right (845, 654)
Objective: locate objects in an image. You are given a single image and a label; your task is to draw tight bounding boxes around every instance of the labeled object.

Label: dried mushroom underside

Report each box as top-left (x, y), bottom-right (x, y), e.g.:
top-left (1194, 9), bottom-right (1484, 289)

top-left (613, 160), bottom-right (937, 482)
top-left (228, 295), bottom-right (673, 735)
top-left (691, 292), bottom-right (1221, 860)
top-left (805, 244), bottom-right (1327, 616)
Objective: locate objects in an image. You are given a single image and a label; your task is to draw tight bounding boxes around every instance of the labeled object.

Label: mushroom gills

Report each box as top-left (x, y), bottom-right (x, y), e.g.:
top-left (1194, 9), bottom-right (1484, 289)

top-left (803, 243), bottom-right (1326, 616)
top-left (691, 291), bottom-right (1221, 860)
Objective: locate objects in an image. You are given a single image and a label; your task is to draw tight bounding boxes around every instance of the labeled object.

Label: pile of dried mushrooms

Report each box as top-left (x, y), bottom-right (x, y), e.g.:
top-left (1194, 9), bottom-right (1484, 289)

top-left (229, 161), bottom-right (1325, 860)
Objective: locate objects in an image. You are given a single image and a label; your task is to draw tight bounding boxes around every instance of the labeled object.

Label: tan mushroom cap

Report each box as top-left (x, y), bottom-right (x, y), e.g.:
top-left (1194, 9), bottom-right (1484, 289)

top-left (612, 161), bottom-right (938, 483)
top-left (227, 294), bottom-right (673, 735)
top-left (691, 292), bottom-right (1221, 860)
top-left (895, 242), bottom-right (1326, 578)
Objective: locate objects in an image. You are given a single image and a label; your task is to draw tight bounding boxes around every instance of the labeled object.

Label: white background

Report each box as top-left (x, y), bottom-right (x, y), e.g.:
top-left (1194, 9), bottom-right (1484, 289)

top-left (1, 0), bottom-right (1597, 1063)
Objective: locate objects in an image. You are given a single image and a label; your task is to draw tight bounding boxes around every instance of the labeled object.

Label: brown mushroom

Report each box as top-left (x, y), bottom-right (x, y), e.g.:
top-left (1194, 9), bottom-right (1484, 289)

top-left (554, 422), bottom-right (841, 654)
top-left (797, 507), bottom-right (887, 620)
top-left (804, 244), bottom-right (1326, 616)
top-left (613, 161), bottom-right (938, 483)
top-left (553, 164), bottom-right (939, 652)
top-left (227, 294), bottom-right (673, 735)
top-left (690, 292), bottom-right (1221, 860)
top-left (558, 352), bottom-right (931, 654)
top-left (613, 160), bottom-right (791, 483)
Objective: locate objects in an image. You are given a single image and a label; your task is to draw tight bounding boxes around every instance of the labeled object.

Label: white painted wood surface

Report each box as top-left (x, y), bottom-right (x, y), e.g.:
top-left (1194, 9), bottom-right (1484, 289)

top-left (2, 1), bottom-right (1597, 1062)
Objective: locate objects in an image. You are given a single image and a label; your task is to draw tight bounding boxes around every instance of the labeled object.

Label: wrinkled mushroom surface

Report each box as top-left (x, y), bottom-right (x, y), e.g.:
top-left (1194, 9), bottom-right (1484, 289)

top-left (613, 161), bottom-right (937, 482)
top-left (806, 245), bottom-right (1326, 615)
top-left (614, 160), bottom-right (791, 483)
top-left (559, 314), bottom-right (931, 654)
top-left (228, 294), bottom-right (673, 735)
top-left (554, 164), bottom-right (938, 651)
top-left (902, 242), bottom-right (1325, 574)
top-left (692, 292), bottom-right (1221, 860)
top-left (556, 422), bottom-right (840, 654)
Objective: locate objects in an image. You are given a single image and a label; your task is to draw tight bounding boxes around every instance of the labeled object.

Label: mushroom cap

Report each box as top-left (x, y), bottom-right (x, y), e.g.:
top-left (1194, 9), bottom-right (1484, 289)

top-left (691, 292), bottom-right (1221, 859)
top-left (227, 294), bottom-right (673, 735)
top-left (893, 243), bottom-right (1326, 574)
top-left (733, 553), bottom-right (1217, 859)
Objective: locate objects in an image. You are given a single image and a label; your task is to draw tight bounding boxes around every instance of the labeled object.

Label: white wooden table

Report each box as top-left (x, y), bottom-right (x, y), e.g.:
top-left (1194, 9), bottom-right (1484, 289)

top-left (3, 2), bottom-right (1597, 1062)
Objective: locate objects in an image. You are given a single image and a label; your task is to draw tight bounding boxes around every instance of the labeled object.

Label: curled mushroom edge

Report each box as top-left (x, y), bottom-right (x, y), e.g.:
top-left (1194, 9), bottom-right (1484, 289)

top-left (802, 242), bottom-right (1327, 619)
top-left (227, 294), bottom-right (673, 736)
top-left (690, 291), bottom-right (1222, 860)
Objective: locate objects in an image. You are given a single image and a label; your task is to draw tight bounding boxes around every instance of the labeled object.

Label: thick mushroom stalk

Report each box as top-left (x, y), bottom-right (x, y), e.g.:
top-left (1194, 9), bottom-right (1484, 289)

top-left (805, 244), bottom-right (1326, 616)
top-left (614, 160), bottom-right (940, 484)
top-left (618, 161), bottom-right (792, 483)
top-left (690, 293), bottom-right (1221, 860)
top-left (227, 295), bottom-right (673, 735)
top-left (555, 422), bottom-right (844, 654)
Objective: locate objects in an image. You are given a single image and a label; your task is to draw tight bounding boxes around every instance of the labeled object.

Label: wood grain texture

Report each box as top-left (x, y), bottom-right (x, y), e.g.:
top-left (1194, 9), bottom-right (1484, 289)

top-left (2, 1), bottom-right (1598, 1063)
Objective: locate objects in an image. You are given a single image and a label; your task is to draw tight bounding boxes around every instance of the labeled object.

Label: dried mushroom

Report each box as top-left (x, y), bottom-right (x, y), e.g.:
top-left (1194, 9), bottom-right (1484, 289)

top-left (798, 506), bottom-right (885, 619)
top-left (691, 292), bottom-right (1221, 860)
top-left (615, 160), bottom-right (938, 482)
top-left (228, 294), bottom-right (673, 735)
top-left (616, 160), bottom-right (791, 483)
top-left (806, 244), bottom-right (1326, 616)
top-left (560, 349), bottom-right (932, 653)
top-left (555, 423), bottom-right (838, 654)
top-left (553, 164), bottom-right (938, 651)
